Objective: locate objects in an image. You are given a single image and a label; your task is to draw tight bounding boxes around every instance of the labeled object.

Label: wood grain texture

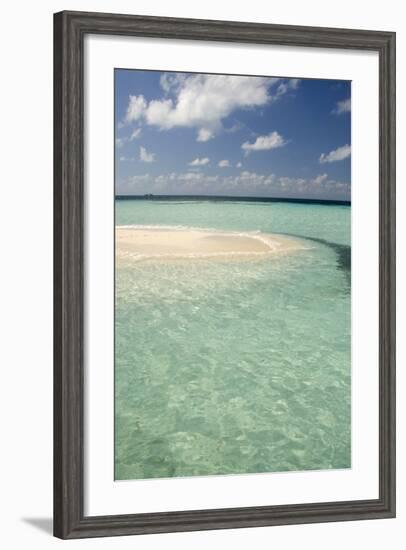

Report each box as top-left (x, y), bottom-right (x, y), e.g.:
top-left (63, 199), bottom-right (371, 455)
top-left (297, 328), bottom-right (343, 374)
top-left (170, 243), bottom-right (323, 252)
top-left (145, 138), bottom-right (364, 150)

top-left (53, 10), bottom-right (396, 539)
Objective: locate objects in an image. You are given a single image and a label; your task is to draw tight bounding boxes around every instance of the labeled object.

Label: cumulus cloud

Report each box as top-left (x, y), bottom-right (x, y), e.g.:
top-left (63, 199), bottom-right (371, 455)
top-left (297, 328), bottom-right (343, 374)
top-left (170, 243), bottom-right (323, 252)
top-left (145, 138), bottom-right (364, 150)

top-left (197, 128), bottom-right (215, 142)
top-left (242, 131), bottom-right (287, 154)
top-left (123, 74), bottom-right (299, 141)
top-left (159, 72), bottom-right (186, 94)
top-left (126, 95), bottom-right (147, 122)
top-left (189, 157), bottom-right (210, 166)
top-left (115, 137), bottom-right (126, 148)
top-left (139, 146), bottom-right (155, 163)
top-left (236, 162), bottom-right (243, 168)
top-left (218, 159), bottom-right (230, 168)
top-left (332, 98), bottom-right (351, 115)
top-left (319, 144), bottom-right (351, 163)
top-left (313, 173), bottom-right (328, 184)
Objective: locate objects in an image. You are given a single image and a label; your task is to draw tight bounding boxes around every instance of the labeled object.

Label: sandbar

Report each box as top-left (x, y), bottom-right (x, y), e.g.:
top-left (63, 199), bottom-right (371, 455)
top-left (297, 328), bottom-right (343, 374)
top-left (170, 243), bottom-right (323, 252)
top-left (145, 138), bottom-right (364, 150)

top-left (116, 226), bottom-right (302, 262)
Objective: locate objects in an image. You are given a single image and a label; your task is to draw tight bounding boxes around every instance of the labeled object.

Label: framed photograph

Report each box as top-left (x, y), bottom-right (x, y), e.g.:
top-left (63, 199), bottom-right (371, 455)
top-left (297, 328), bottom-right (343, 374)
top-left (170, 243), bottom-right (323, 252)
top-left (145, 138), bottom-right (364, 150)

top-left (54, 10), bottom-right (396, 539)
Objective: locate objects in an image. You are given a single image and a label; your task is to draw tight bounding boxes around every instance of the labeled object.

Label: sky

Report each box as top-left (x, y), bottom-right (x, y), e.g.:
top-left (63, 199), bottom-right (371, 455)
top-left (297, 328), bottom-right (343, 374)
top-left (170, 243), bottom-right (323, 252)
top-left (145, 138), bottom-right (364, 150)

top-left (115, 69), bottom-right (351, 200)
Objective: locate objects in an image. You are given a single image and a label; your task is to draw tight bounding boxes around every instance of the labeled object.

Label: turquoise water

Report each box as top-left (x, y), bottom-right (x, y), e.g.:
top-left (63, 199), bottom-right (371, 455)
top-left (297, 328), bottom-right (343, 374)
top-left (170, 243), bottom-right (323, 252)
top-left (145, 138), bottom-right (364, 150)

top-left (115, 200), bottom-right (351, 480)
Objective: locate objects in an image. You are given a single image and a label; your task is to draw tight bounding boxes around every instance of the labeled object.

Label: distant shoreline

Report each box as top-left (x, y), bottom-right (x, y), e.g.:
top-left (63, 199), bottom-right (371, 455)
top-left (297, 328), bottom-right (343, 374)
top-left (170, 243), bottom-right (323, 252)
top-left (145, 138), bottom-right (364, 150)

top-left (115, 195), bottom-right (351, 206)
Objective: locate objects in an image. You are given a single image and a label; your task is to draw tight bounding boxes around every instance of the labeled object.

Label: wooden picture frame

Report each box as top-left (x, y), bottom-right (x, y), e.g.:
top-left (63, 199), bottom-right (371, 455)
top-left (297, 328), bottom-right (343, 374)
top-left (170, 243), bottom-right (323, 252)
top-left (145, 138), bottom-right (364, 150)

top-left (54, 10), bottom-right (396, 539)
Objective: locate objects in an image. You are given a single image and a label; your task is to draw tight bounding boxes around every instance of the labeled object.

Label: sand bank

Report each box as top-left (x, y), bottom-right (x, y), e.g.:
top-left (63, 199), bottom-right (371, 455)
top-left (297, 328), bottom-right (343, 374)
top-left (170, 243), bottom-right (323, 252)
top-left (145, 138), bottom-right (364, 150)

top-left (116, 226), bottom-right (302, 262)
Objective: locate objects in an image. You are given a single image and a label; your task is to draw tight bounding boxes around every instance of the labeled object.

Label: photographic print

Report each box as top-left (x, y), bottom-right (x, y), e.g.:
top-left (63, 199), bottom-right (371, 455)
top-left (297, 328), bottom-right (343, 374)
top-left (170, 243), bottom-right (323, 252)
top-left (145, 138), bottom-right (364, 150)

top-left (114, 69), bottom-right (351, 481)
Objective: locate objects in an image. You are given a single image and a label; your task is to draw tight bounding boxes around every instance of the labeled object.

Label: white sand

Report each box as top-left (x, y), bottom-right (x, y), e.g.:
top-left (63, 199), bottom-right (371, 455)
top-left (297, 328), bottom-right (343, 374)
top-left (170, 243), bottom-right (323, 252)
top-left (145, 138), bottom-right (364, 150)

top-left (116, 226), bottom-right (302, 262)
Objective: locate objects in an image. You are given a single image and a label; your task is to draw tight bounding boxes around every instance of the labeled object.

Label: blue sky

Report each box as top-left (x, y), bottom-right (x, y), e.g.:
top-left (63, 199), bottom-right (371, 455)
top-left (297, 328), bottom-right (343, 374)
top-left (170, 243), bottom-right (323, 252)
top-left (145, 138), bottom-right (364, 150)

top-left (115, 69), bottom-right (351, 200)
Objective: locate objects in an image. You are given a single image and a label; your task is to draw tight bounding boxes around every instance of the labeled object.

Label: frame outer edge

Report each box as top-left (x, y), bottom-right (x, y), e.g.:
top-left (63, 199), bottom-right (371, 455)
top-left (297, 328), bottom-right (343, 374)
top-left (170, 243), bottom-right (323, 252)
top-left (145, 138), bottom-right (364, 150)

top-left (57, 10), bottom-right (393, 49)
top-left (53, 10), bottom-right (396, 539)
top-left (54, 11), bottom-right (84, 539)
top-left (53, 11), bottom-right (63, 539)
top-left (379, 31), bottom-right (396, 516)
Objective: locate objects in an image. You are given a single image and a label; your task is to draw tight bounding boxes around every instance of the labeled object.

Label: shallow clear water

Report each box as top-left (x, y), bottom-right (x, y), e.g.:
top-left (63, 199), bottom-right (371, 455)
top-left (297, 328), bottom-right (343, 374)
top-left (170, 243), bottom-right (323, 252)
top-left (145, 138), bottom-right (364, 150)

top-left (115, 200), bottom-right (351, 480)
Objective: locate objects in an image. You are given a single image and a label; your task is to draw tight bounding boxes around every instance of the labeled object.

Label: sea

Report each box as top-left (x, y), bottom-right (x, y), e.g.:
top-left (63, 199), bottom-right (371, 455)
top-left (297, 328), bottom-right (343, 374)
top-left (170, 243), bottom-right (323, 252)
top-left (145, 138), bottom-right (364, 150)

top-left (114, 198), bottom-right (351, 480)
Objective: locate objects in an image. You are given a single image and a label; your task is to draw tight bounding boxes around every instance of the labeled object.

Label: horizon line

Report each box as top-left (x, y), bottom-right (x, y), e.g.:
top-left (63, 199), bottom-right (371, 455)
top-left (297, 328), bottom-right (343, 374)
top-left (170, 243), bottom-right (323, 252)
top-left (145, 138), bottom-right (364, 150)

top-left (115, 194), bottom-right (351, 206)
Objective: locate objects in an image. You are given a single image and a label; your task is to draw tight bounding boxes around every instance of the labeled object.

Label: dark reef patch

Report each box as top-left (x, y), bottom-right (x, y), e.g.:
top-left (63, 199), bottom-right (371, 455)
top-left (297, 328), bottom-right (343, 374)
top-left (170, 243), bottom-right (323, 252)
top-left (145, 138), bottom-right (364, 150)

top-left (280, 233), bottom-right (351, 286)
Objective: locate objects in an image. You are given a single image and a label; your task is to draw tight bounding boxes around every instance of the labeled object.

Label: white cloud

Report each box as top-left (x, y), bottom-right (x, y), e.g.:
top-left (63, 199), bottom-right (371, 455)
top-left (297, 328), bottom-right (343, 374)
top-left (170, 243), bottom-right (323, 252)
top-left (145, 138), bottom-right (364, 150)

top-left (319, 144), bottom-right (351, 163)
top-left (242, 131), bottom-right (287, 153)
top-left (159, 73), bottom-right (186, 94)
top-left (197, 128), bottom-right (214, 142)
top-left (313, 173), bottom-right (328, 184)
top-left (333, 98), bottom-right (351, 115)
top-left (119, 155), bottom-right (134, 162)
top-left (126, 95), bottom-right (147, 122)
top-left (218, 159), bottom-right (230, 168)
top-left (130, 128), bottom-right (142, 140)
top-left (123, 74), bottom-right (299, 141)
top-left (139, 146), bottom-right (155, 163)
top-left (188, 157), bottom-right (210, 166)
top-left (117, 129), bottom-right (141, 147)
top-left (275, 78), bottom-right (300, 97)
top-left (236, 162), bottom-right (242, 168)
top-left (119, 170), bottom-right (349, 200)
